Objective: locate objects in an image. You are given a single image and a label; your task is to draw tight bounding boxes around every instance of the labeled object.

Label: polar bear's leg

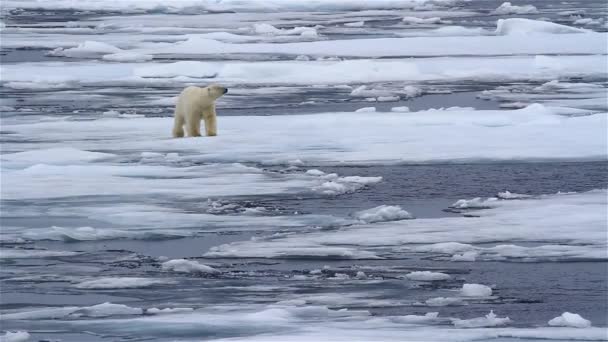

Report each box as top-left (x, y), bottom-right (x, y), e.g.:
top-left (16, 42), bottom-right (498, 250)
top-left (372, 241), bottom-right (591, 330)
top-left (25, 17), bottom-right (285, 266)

top-left (185, 112), bottom-right (202, 137)
top-left (172, 109), bottom-right (185, 138)
top-left (203, 105), bottom-right (217, 136)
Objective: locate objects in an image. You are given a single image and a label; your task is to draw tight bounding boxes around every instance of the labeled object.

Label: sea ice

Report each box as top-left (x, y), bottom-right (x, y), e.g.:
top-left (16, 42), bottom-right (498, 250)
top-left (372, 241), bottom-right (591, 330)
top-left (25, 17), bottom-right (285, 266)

top-left (492, 2), bottom-right (538, 15)
top-left (548, 312), bottom-right (592, 328)
top-left (161, 259), bottom-right (220, 274)
top-left (461, 284), bottom-right (493, 297)
top-left (353, 205), bottom-right (412, 223)
top-left (73, 277), bottom-right (173, 289)
top-left (452, 311), bottom-right (511, 328)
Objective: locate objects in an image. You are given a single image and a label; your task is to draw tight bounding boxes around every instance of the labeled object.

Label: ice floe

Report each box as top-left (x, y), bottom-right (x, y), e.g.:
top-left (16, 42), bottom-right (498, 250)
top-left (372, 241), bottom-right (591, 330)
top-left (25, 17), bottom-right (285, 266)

top-left (460, 284), bottom-right (493, 297)
top-left (495, 18), bottom-right (587, 35)
top-left (73, 277), bottom-right (174, 289)
top-left (203, 190), bottom-right (608, 262)
top-left (548, 312), bottom-right (592, 328)
top-left (452, 310), bottom-right (511, 328)
top-left (161, 259), bottom-right (219, 274)
top-left (353, 205), bottom-right (412, 223)
top-left (405, 271), bottom-right (451, 281)
top-left (0, 331), bottom-right (30, 342)
top-left (492, 2), bottom-right (538, 15)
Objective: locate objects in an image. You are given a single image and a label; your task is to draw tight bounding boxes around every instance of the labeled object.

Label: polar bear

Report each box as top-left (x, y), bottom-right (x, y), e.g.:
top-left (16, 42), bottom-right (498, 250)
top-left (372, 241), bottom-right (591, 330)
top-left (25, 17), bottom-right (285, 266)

top-left (172, 84), bottom-right (228, 138)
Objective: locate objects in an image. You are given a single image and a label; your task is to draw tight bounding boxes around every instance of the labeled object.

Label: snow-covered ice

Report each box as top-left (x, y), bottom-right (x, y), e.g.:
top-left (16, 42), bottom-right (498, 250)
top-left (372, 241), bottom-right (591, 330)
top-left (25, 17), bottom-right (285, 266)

top-left (161, 259), bottom-right (219, 274)
top-left (452, 311), bottom-right (511, 328)
top-left (1, 2), bottom-right (606, 340)
top-left (353, 205), bottom-right (412, 223)
top-left (460, 284), bottom-right (493, 297)
top-left (492, 2), bottom-right (538, 15)
top-left (73, 277), bottom-right (174, 289)
top-left (405, 271), bottom-right (451, 281)
top-left (548, 312), bottom-right (592, 328)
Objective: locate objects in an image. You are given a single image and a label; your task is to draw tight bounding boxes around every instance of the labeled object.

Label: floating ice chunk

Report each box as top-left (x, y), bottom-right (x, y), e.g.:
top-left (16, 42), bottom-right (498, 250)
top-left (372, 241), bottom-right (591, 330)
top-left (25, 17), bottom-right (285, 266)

top-left (350, 85), bottom-right (392, 98)
top-left (495, 18), bottom-right (586, 35)
top-left (0, 331), bottom-right (30, 342)
top-left (353, 205), bottom-right (412, 223)
top-left (402, 17), bottom-right (444, 24)
top-left (306, 169), bottom-right (326, 176)
top-left (548, 312), bottom-right (592, 328)
top-left (71, 302), bottom-right (143, 317)
top-left (73, 277), bottom-right (173, 289)
top-left (492, 2), bottom-right (538, 15)
top-left (450, 197), bottom-right (498, 209)
top-left (393, 312), bottom-right (439, 324)
top-left (377, 96), bottom-right (400, 102)
top-left (4, 81), bottom-right (74, 90)
top-left (146, 307), bottom-right (194, 315)
top-left (415, 242), bottom-right (476, 254)
top-left (253, 23), bottom-right (317, 37)
top-left (497, 191), bottom-right (531, 199)
top-left (355, 106), bottom-right (376, 113)
top-left (313, 175), bottom-right (382, 195)
top-left (574, 18), bottom-right (603, 26)
top-left (425, 297), bottom-right (465, 306)
top-left (405, 271), bottom-right (451, 281)
top-left (391, 106), bottom-right (410, 112)
top-left (48, 41), bottom-right (122, 58)
top-left (345, 21), bottom-right (365, 27)
top-left (461, 283), bottom-right (493, 297)
top-left (452, 310), bottom-right (511, 328)
top-left (102, 52), bottom-right (153, 62)
top-left (451, 251), bottom-right (478, 261)
top-left (2, 302), bottom-right (143, 320)
top-left (355, 271), bottom-right (367, 279)
top-left (161, 259), bottom-right (220, 274)
top-left (329, 273), bottom-right (350, 280)
top-left (402, 85), bottom-right (422, 98)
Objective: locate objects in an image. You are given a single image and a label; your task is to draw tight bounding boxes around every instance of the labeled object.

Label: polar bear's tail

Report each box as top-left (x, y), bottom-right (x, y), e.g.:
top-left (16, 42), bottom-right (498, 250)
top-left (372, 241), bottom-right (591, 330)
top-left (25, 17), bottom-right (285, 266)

top-left (172, 111), bottom-right (185, 138)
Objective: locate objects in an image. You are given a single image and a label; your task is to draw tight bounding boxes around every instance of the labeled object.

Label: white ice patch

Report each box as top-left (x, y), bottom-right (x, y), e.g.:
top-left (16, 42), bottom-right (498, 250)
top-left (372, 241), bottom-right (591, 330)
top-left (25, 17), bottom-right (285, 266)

top-left (1, 148), bottom-right (113, 168)
top-left (402, 85), bottom-right (423, 98)
top-left (1, 0), bottom-right (459, 13)
top-left (450, 197), bottom-right (498, 209)
top-left (391, 106), bottom-right (410, 112)
top-left (492, 2), bottom-right (538, 15)
top-left (102, 52), bottom-right (153, 62)
top-left (354, 106), bottom-right (376, 113)
top-left (496, 191), bottom-right (531, 199)
top-left (146, 307), bottom-right (194, 315)
top-left (2, 302), bottom-right (142, 320)
top-left (252, 23), bottom-right (318, 37)
top-left (200, 190), bottom-right (608, 261)
top-left (495, 18), bottom-right (587, 35)
top-left (392, 312), bottom-right (439, 324)
top-left (548, 312), bottom-right (592, 328)
top-left (402, 17), bottom-right (446, 25)
top-left (48, 41), bottom-right (122, 58)
top-left (424, 297), bottom-right (465, 306)
top-left (0, 331), bottom-right (30, 342)
top-left (405, 271), bottom-right (451, 281)
top-left (461, 284), bottom-right (493, 297)
top-left (311, 173), bottom-right (382, 195)
top-left (452, 311), bottom-right (511, 328)
top-left (73, 277), bottom-right (173, 289)
top-left (353, 205), bottom-right (412, 223)
top-left (161, 259), bottom-right (219, 274)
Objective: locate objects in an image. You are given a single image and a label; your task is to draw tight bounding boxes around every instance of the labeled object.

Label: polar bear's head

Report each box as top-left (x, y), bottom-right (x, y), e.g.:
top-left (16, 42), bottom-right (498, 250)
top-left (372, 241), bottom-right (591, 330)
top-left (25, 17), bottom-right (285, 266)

top-left (205, 84), bottom-right (228, 100)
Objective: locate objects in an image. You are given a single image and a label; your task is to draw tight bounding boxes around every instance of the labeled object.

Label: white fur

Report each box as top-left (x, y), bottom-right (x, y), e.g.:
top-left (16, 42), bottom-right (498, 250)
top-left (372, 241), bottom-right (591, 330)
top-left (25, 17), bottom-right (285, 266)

top-left (172, 85), bottom-right (227, 138)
